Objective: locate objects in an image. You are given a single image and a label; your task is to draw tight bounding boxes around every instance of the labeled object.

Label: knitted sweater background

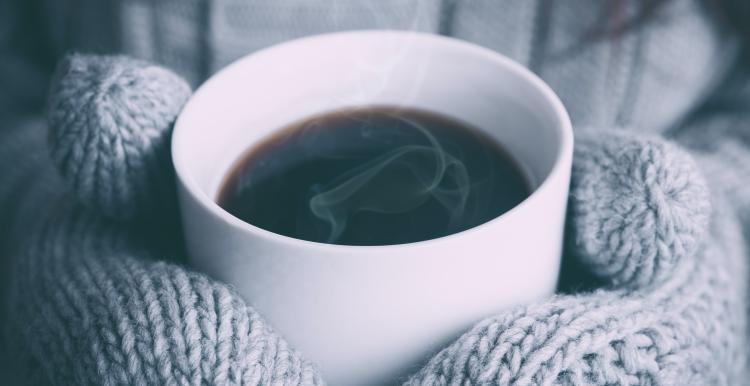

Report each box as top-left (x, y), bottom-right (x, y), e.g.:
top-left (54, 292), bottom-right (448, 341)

top-left (1, 1), bottom-right (749, 385)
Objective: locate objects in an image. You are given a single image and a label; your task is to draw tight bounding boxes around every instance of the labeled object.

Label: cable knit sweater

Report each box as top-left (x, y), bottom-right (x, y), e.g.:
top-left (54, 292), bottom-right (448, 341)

top-left (1, 1), bottom-right (749, 385)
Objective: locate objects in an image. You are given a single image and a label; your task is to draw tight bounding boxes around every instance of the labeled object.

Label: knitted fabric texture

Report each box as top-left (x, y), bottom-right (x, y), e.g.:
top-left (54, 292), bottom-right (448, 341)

top-left (4, 56), bottom-right (325, 386)
top-left (12, 0), bottom-right (728, 133)
top-left (47, 54), bottom-right (192, 220)
top-left (1, 54), bottom-right (746, 385)
top-left (569, 131), bottom-right (711, 288)
top-left (405, 138), bottom-right (746, 385)
top-left (7, 210), bottom-right (324, 385)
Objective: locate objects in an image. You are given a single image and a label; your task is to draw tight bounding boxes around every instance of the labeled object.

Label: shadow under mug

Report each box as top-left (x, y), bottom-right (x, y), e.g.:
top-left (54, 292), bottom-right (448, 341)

top-left (172, 31), bottom-right (573, 386)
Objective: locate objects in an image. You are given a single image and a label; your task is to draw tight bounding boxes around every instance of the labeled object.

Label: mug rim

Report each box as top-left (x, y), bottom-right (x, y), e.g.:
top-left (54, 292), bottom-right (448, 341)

top-left (172, 30), bottom-right (573, 251)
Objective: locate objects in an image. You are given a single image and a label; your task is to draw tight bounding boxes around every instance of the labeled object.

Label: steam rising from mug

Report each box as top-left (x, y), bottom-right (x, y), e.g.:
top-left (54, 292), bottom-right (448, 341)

top-left (308, 116), bottom-right (470, 243)
top-left (217, 106), bottom-right (530, 246)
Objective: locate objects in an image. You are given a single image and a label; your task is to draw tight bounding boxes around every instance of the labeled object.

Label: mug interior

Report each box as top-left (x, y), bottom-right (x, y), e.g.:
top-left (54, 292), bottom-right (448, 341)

top-left (173, 31), bottom-right (569, 240)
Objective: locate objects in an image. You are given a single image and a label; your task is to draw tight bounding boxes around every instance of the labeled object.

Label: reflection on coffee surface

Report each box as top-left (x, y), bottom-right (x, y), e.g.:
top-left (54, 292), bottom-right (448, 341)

top-left (217, 106), bottom-right (531, 245)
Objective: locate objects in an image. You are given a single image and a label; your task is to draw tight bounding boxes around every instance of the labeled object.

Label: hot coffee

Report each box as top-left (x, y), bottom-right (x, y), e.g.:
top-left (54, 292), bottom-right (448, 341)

top-left (217, 106), bottom-right (530, 245)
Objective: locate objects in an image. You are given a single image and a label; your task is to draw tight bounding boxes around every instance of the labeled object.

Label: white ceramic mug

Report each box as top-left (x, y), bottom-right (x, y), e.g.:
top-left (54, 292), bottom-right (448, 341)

top-left (173, 31), bottom-right (573, 386)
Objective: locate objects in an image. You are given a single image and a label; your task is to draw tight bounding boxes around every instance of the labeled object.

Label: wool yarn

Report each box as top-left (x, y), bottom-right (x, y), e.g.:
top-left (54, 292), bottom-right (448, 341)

top-left (2, 54), bottom-right (746, 385)
top-left (47, 54), bottom-right (192, 220)
top-left (405, 132), bottom-right (744, 385)
top-left (6, 206), bottom-right (325, 385)
top-left (569, 130), bottom-right (710, 288)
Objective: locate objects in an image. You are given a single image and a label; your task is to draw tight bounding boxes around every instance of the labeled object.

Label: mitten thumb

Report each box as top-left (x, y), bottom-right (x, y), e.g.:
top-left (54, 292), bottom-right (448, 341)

top-left (567, 129), bottom-right (710, 289)
top-left (47, 53), bottom-right (192, 221)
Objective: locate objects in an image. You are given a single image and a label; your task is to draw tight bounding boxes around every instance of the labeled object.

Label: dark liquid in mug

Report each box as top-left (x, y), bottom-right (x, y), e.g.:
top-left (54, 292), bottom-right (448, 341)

top-left (217, 106), bottom-right (531, 246)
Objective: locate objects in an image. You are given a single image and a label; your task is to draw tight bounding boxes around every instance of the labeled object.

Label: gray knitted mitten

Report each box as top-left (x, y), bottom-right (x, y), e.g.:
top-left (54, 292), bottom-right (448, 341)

top-left (4, 54), bottom-right (747, 385)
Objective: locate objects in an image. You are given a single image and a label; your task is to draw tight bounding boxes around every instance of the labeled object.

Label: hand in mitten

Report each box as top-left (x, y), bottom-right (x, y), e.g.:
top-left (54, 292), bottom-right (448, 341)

top-left (407, 132), bottom-right (747, 385)
top-left (5, 54), bottom-right (746, 386)
top-left (5, 54), bottom-right (324, 386)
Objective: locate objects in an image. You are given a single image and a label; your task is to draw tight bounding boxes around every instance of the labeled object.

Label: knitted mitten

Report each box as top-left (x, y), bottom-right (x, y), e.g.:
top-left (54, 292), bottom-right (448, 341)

top-left (4, 54), bottom-right (324, 386)
top-left (406, 132), bottom-right (748, 385)
top-left (3, 54), bottom-right (746, 385)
